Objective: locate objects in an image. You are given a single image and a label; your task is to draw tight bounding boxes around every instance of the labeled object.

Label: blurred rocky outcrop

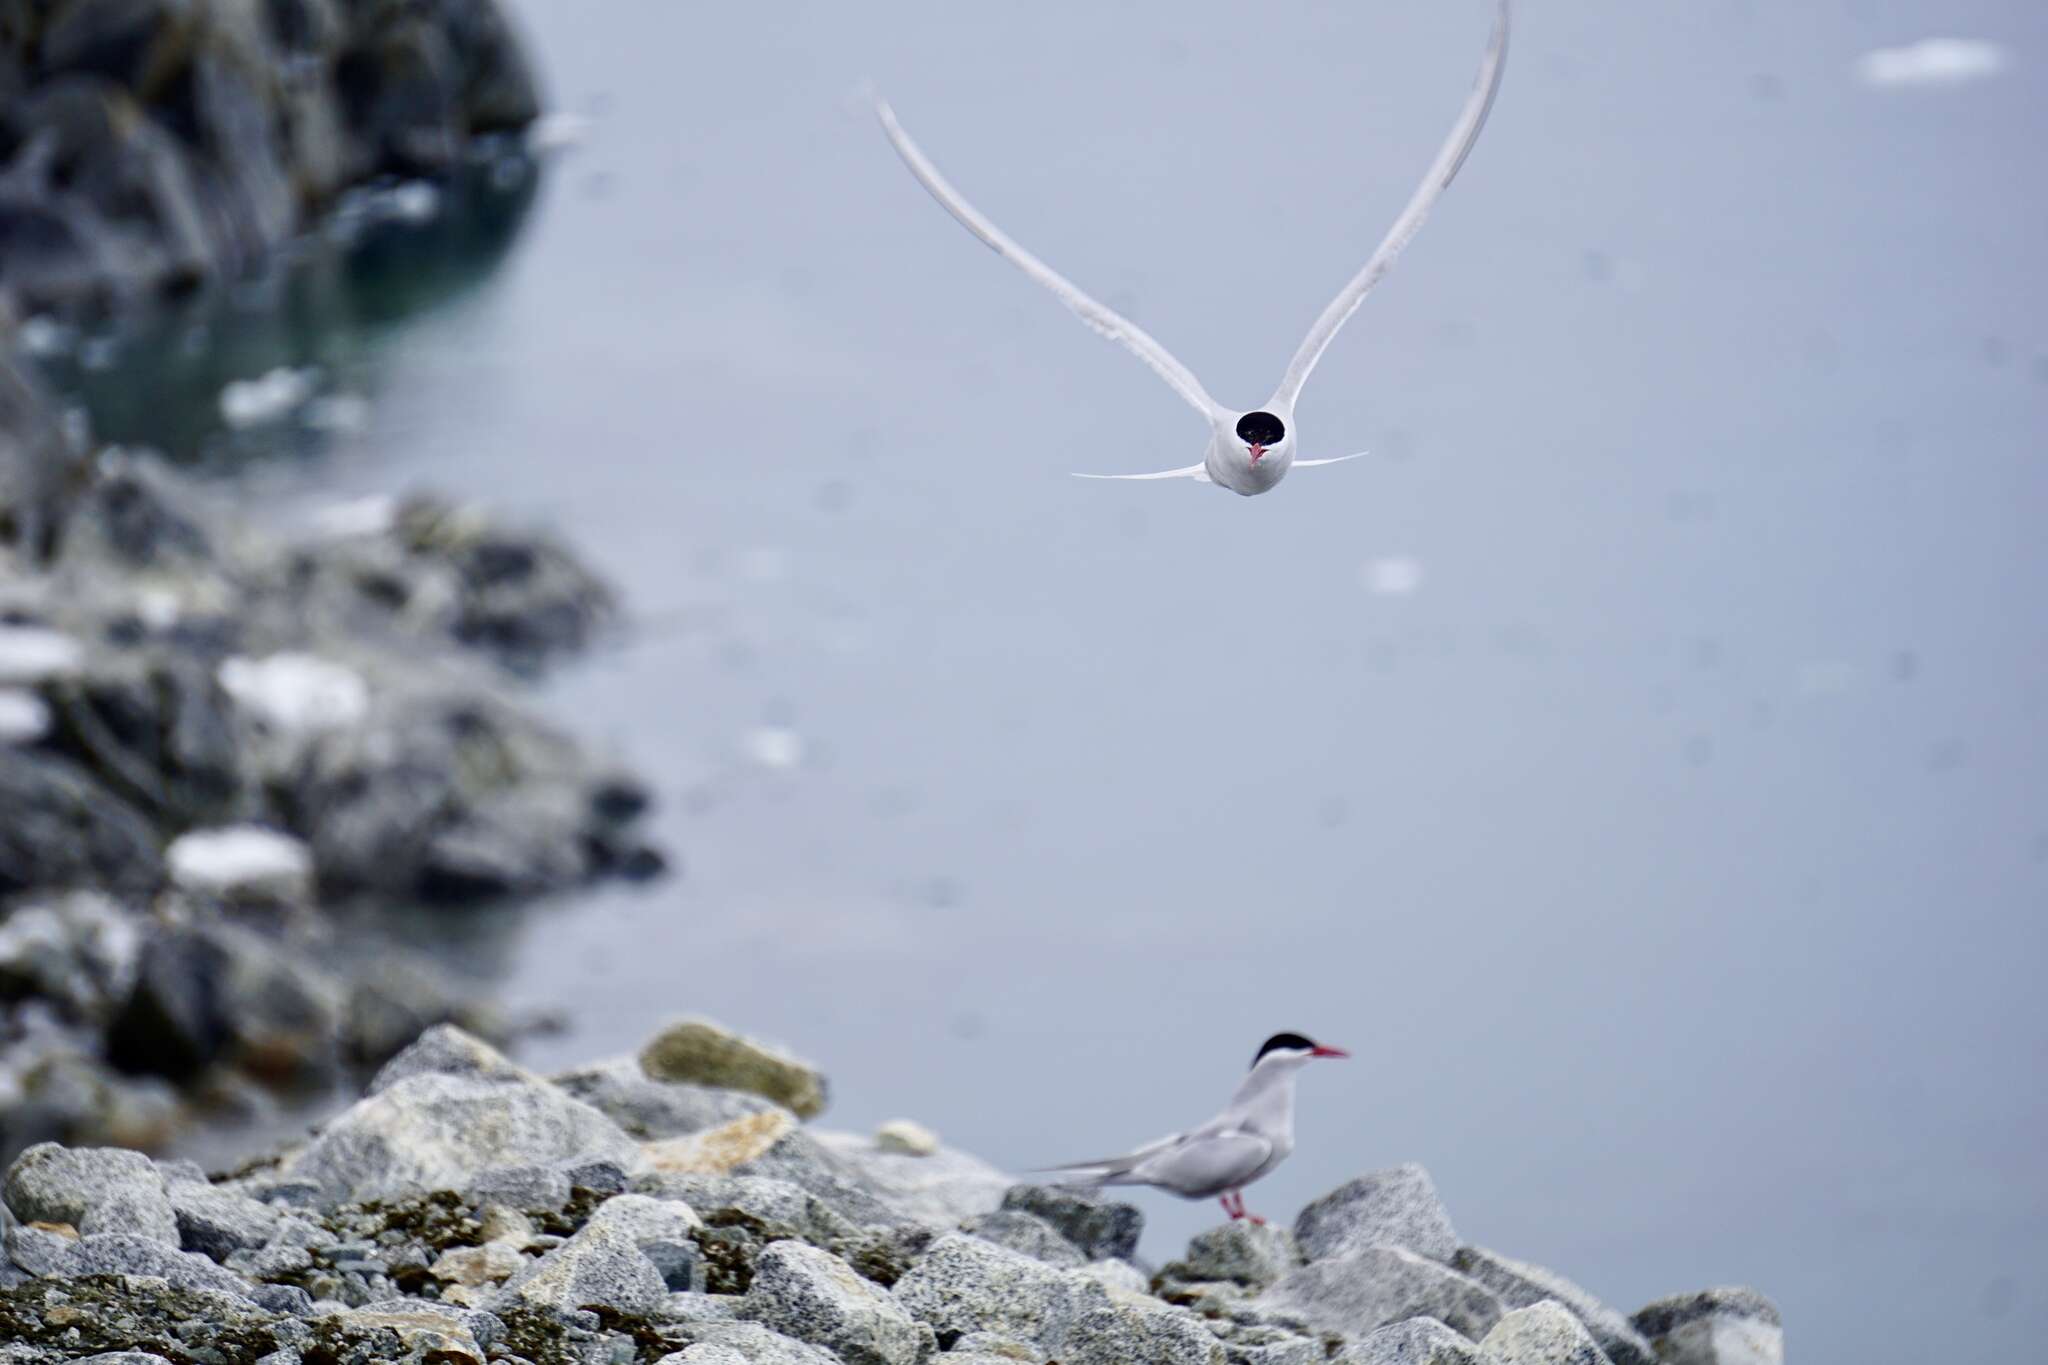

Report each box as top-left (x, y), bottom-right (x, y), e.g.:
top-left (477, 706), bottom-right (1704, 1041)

top-left (0, 0), bottom-right (541, 311)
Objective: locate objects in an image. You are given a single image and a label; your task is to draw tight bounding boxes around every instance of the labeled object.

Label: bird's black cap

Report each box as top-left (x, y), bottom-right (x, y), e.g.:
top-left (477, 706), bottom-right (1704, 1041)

top-left (1252, 1032), bottom-right (1318, 1066)
top-left (1236, 411), bottom-right (1286, 446)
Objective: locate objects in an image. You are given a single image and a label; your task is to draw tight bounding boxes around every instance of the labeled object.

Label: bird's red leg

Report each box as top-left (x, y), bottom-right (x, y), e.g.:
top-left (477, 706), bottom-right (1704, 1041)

top-left (1220, 1194), bottom-right (1238, 1220)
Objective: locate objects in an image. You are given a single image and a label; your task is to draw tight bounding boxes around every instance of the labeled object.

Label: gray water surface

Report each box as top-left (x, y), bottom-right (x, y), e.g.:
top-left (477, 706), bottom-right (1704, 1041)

top-left (244, 1), bottom-right (2045, 1358)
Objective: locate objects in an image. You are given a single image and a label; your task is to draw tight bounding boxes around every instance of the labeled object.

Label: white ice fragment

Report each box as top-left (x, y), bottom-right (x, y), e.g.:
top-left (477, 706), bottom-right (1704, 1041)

top-left (16, 315), bottom-right (74, 358)
top-left (0, 625), bottom-right (84, 685)
top-left (218, 652), bottom-right (369, 733)
top-left (384, 180), bottom-right (441, 224)
top-left (1857, 38), bottom-right (2007, 89)
top-left (0, 688), bottom-right (52, 744)
top-left (303, 393), bottom-right (373, 437)
top-left (1362, 556), bottom-right (1424, 597)
top-left (166, 826), bottom-right (313, 901)
top-left (220, 367), bottom-right (317, 429)
top-left (744, 726), bottom-right (805, 770)
top-left (527, 112), bottom-right (593, 153)
top-left (307, 494), bottom-right (397, 540)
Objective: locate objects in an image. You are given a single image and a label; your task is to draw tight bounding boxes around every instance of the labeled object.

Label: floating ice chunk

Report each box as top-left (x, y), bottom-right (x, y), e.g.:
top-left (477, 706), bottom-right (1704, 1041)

top-left (0, 625), bottom-right (84, 685)
top-left (303, 393), bottom-right (373, 437)
top-left (1857, 38), bottom-right (2007, 89)
top-left (220, 367), bottom-right (318, 429)
top-left (744, 726), bottom-right (805, 770)
top-left (0, 688), bottom-right (51, 744)
top-left (384, 180), bottom-right (441, 224)
top-left (1362, 556), bottom-right (1424, 597)
top-left (166, 825), bottom-right (313, 902)
top-left (16, 315), bottom-right (74, 358)
top-left (307, 493), bottom-right (397, 539)
top-left (218, 652), bottom-right (369, 733)
top-left (527, 112), bottom-right (593, 153)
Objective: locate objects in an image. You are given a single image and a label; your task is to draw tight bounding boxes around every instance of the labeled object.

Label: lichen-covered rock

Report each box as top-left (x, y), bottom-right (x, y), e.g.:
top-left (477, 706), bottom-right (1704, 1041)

top-left (276, 1071), bottom-right (639, 1206)
top-left (554, 1056), bottom-right (778, 1139)
top-left (997, 1185), bottom-right (1142, 1262)
top-left (960, 1211), bottom-right (1084, 1268)
top-left (1164, 1221), bottom-right (1300, 1289)
top-left (2, 1144), bottom-right (176, 1246)
top-left (740, 1239), bottom-right (933, 1365)
top-left (494, 1217), bottom-right (665, 1315)
top-left (1452, 1248), bottom-right (1651, 1365)
top-left (1629, 1288), bottom-right (1781, 1365)
top-left (1259, 1246), bottom-right (1502, 1341)
top-left (1335, 1317), bottom-right (1482, 1365)
top-left (639, 1019), bottom-right (829, 1119)
top-left (1478, 1300), bottom-right (1611, 1365)
top-left (1295, 1165), bottom-right (1458, 1264)
top-left (893, 1234), bottom-right (1222, 1365)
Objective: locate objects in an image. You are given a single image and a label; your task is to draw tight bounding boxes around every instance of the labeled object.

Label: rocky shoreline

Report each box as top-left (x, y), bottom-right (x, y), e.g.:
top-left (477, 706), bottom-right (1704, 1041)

top-left (0, 1017), bottom-right (1782, 1365)
top-left (1, 0), bottom-right (657, 1159)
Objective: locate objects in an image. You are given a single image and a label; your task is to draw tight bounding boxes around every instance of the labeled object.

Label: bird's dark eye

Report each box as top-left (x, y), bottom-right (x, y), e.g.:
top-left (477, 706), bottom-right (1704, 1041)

top-left (1236, 411), bottom-right (1286, 446)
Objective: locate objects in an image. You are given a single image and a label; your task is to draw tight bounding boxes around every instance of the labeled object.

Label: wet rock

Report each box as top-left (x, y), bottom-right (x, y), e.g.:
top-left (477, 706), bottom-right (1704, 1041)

top-left (1452, 1248), bottom-right (1651, 1365)
top-left (2, 1142), bottom-right (176, 1246)
top-left (960, 1210), bottom-right (1084, 1268)
top-left (998, 1185), bottom-right (1142, 1262)
top-left (0, 749), bottom-right (162, 898)
top-left (1295, 1165), bottom-right (1459, 1264)
top-left (1479, 1300), bottom-right (1610, 1365)
top-left (640, 1018), bottom-right (829, 1119)
top-left (1335, 1317), bottom-right (1482, 1365)
top-left (1259, 1246), bottom-right (1502, 1341)
top-left (893, 1234), bottom-right (1222, 1365)
top-left (1629, 1288), bottom-right (1781, 1365)
top-left (1163, 1221), bottom-right (1299, 1290)
top-left (553, 1055), bottom-right (778, 1139)
top-left (740, 1239), bottom-right (933, 1365)
top-left (277, 1070), bottom-right (639, 1206)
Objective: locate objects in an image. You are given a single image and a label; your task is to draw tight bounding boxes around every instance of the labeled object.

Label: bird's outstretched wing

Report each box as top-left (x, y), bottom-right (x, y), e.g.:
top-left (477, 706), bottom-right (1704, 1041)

top-left (872, 95), bottom-right (1220, 423)
top-left (1072, 463), bottom-right (1212, 483)
top-left (1294, 452), bottom-right (1370, 469)
top-left (1269, 0), bottom-right (1511, 411)
top-left (1129, 1130), bottom-right (1274, 1198)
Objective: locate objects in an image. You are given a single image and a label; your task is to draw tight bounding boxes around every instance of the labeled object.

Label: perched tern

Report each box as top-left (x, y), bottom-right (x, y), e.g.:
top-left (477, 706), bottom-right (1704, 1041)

top-left (872, 0), bottom-right (1511, 496)
top-left (1038, 1032), bottom-right (1349, 1223)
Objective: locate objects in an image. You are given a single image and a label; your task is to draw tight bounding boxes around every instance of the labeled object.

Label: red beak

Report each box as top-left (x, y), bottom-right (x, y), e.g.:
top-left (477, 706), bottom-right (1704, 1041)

top-left (1249, 443), bottom-right (1267, 463)
top-left (1310, 1045), bottom-right (1349, 1059)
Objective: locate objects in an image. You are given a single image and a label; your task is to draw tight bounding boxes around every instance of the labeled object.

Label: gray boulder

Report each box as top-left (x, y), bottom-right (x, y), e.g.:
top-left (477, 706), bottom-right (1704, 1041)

top-left (0, 750), bottom-right (162, 897)
top-left (1295, 1165), bottom-right (1458, 1263)
top-left (67, 1231), bottom-right (259, 1299)
top-left (812, 1129), bottom-right (1010, 1227)
top-left (365, 1022), bottom-right (537, 1095)
top-left (6, 1218), bottom-right (79, 1275)
top-left (1260, 1246), bottom-right (1502, 1341)
top-left (663, 1321), bottom-right (845, 1365)
top-left (1452, 1248), bottom-right (1651, 1365)
top-left (1336, 1317), bottom-right (1481, 1365)
top-left (1629, 1289), bottom-right (1781, 1365)
top-left (1165, 1221), bottom-right (1300, 1289)
top-left (893, 1234), bottom-right (1222, 1365)
top-left (276, 1069), bottom-right (639, 1205)
top-left (166, 1177), bottom-right (281, 1261)
top-left (465, 1163), bottom-right (574, 1215)
top-left (496, 1217), bottom-right (666, 1315)
top-left (960, 1210), bottom-right (1085, 1267)
top-left (998, 1184), bottom-right (1143, 1261)
top-left (2, 1142), bottom-right (177, 1245)
top-left (1478, 1301), bottom-right (1611, 1365)
top-left (554, 1055), bottom-right (778, 1138)
top-left (741, 1239), bottom-right (934, 1365)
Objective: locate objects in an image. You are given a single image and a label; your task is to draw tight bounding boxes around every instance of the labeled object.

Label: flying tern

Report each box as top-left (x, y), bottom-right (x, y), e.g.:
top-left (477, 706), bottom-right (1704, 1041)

top-left (1038, 1032), bottom-right (1349, 1223)
top-left (872, 0), bottom-right (1510, 496)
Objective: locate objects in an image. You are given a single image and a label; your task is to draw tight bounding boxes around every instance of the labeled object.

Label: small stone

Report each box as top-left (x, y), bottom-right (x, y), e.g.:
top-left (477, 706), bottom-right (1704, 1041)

top-left (466, 1164), bottom-right (573, 1214)
top-left (432, 1240), bottom-right (528, 1286)
top-left (639, 1018), bottom-right (829, 1118)
top-left (1295, 1165), bottom-right (1458, 1263)
top-left (874, 1120), bottom-right (939, 1157)
top-left (169, 1180), bottom-right (281, 1261)
top-left (476, 1205), bottom-right (536, 1246)
top-left (1478, 1300), bottom-right (1611, 1365)
top-left (1335, 1317), bottom-right (1482, 1365)
top-left (1629, 1288), bottom-right (1782, 1365)
top-left (645, 1109), bottom-right (798, 1175)
top-left (1453, 1247), bottom-right (1652, 1365)
top-left (1165, 1221), bottom-right (1300, 1289)
top-left (741, 1240), bottom-right (933, 1365)
top-left (999, 1185), bottom-right (1143, 1261)
top-left (1259, 1246), bottom-right (1502, 1341)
